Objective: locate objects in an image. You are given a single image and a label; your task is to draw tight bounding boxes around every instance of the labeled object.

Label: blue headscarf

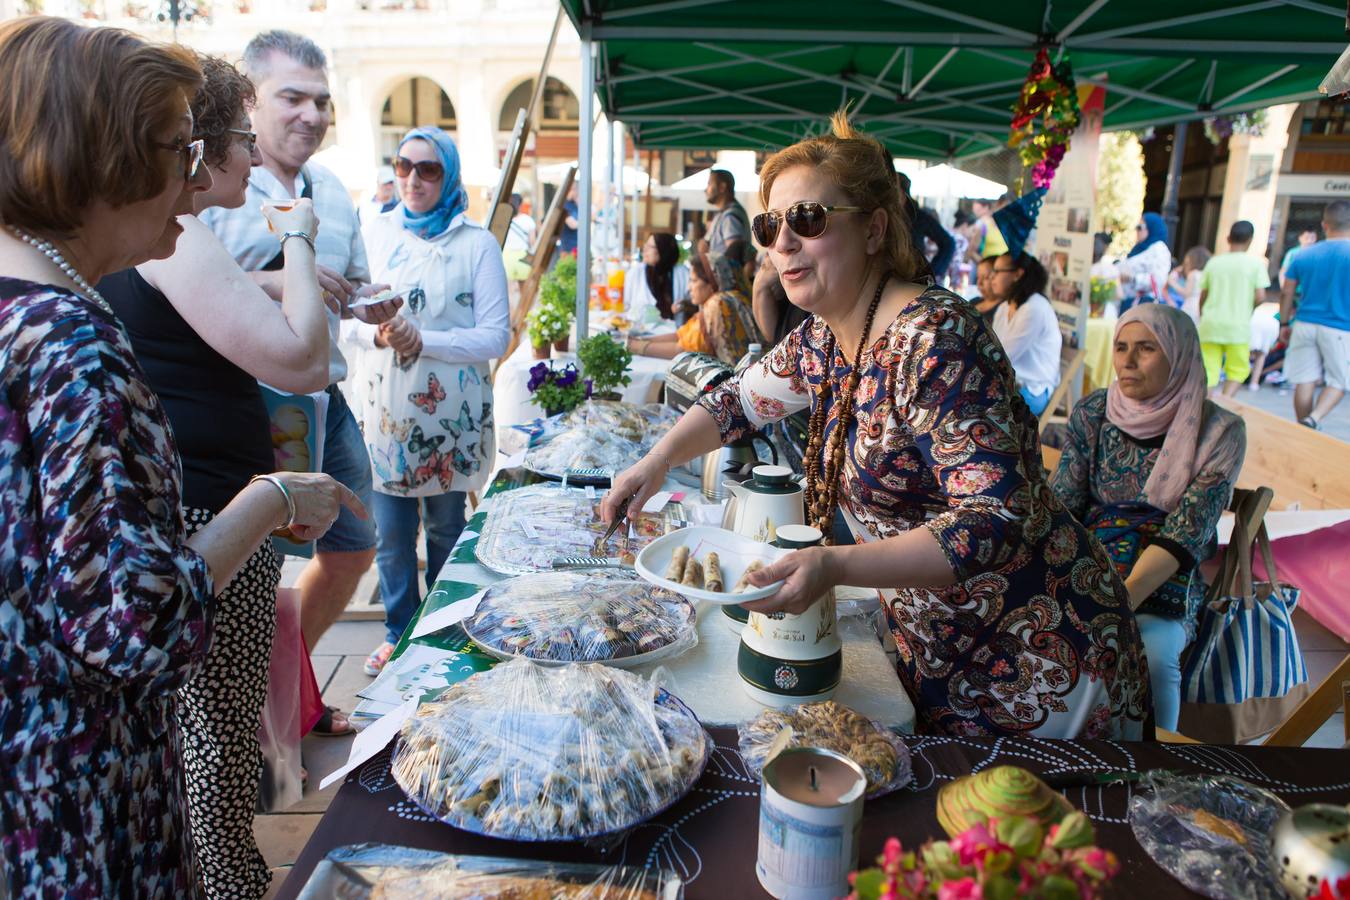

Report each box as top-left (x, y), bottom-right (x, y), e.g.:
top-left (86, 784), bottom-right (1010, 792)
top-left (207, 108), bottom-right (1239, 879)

top-left (397, 126), bottom-right (468, 239)
top-left (1128, 211), bottom-right (1168, 258)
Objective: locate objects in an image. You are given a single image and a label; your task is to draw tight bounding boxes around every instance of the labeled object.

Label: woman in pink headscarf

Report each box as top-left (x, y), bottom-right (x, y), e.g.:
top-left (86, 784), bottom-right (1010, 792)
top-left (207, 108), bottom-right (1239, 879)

top-left (1051, 304), bottom-right (1246, 730)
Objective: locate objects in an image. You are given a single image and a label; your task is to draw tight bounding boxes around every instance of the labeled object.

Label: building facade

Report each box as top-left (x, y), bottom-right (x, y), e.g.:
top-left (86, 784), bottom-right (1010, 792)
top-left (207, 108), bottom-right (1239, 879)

top-left (1, 0), bottom-right (585, 211)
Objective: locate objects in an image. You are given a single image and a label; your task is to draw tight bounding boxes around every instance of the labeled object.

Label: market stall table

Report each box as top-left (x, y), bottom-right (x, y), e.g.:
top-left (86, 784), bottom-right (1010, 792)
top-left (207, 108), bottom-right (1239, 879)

top-left (277, 731), bottom-right (1350, 898)
top-left (1084, 313), bottom-right (1117, 392)
top-left (492, 327), bottom-right (676, 444)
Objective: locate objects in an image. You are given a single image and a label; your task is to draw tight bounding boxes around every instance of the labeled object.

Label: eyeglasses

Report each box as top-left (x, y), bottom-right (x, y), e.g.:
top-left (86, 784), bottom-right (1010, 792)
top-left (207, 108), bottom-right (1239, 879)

top-left (153, 138), bottom-right (205, 181)
top-left (226, 128), bottom-right (257, 152)
top-left (393, 156), bottom-right (445, 182)
top-left (751, 201), bottom-right (864, 246)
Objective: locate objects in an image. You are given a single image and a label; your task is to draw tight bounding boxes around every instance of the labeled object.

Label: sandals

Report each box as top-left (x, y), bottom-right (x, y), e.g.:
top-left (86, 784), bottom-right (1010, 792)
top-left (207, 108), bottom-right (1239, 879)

top-left (363, 642), bottom-right (396, 677)
top-left (311, 704), bottom-right (354, 737)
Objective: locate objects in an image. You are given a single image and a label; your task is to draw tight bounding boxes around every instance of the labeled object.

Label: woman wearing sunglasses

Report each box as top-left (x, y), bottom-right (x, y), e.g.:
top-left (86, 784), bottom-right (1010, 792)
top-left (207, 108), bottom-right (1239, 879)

top-left (343, 126), bottom-right (509, 676)
top-left (628, 251), bottom-right (760, 366)
top-left (604, 111), bottom-right (1150, 740)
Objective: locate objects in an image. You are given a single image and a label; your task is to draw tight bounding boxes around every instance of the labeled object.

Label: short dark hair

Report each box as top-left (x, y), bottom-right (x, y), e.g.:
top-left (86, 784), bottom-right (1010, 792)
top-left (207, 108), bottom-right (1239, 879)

top-left (953, 210), bottom-right (975, 228)
top-left (193, 54), bottom-right (256, 168)
top-left (1325, 200), bottom-right (1350, 232)
top-left (1001, 251), bottom-right (1049, 306)
top-left (709, 168), bottom-right (735, 194)
top-left (1228, 220), bottom-right (1255, 244)
top-left (0, 17), bottom-right (202, 236)
top-left (241, 29), bottom-right (327, 83)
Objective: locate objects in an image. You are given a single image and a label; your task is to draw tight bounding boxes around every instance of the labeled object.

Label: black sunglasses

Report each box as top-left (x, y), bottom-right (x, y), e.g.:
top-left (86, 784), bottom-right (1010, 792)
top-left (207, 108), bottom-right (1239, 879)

top-left (393, 156), bottom-right (445, 182)
top-left (752, 201), bottom-right (864, 246)
top-left (153, 138), bottom-right (205, 181)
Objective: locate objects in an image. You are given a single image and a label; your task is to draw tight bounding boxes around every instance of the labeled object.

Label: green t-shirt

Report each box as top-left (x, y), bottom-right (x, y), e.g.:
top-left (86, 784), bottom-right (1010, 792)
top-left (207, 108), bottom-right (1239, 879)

top-left (1199, 252), bottom-right (1271, 344)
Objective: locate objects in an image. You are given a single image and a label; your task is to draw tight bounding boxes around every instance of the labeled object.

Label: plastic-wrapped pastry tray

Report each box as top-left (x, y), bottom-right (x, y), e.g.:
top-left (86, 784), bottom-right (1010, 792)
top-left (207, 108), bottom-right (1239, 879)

top-left (475, 483), bottom-right (683, 575)
top-left (462, 571), bottom-right (697, 668)
top-left (390, 659), bottom-right (711, 842)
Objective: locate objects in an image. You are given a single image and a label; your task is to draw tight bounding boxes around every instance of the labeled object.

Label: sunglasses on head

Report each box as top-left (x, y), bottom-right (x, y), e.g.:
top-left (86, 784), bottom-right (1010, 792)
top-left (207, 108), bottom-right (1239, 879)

top-left (751, 201), bottom-right (864, 246)
top-left (393, 156), bottom-right (444, 182)
top-left (153, 138), bottom-right (205, 181)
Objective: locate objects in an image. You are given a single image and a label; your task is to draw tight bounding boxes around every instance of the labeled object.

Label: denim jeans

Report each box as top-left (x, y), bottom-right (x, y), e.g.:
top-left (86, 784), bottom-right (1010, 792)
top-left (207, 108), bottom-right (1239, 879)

top-left (371, 491), bottom-right (466, 645)
top-left (1137, 613), bottom-right (1188, 731)
top-left (317, 385), bottom-right (376, 553)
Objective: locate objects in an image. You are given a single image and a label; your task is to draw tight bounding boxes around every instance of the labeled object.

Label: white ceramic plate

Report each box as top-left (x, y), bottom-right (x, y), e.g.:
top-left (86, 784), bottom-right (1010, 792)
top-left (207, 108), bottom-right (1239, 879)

top-left (634, 526), bottom-right (787, 605)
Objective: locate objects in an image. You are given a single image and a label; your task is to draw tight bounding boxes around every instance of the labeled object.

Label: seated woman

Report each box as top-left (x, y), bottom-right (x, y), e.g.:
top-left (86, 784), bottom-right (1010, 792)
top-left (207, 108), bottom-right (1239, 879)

top-left (1051, 303), bottom-right (1246, 731)
top-left (623, 232), bottom-right (688, 323)
top-left (989, 251), bottom-right (1061, 415)
top-left (627, 252), bottom-right (761, 366)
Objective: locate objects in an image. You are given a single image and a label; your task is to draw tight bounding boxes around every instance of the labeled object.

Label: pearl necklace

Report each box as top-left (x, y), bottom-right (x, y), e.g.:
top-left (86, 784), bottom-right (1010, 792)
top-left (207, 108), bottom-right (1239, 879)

top-left (6, 226), bottom-right (114, 317)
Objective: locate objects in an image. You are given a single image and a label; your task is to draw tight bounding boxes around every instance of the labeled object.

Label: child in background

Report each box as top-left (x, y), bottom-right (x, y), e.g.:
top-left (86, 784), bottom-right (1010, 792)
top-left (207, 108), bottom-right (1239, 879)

top-left (1199, 220), bottom-right (1271, 397)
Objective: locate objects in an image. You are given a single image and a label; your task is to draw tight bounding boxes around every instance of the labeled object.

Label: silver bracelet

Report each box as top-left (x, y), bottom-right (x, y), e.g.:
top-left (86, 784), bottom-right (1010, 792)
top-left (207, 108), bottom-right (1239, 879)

top-left (250, 474), bottom-right (296, 530)
top-left (279, 230), bottom-right (315, 253)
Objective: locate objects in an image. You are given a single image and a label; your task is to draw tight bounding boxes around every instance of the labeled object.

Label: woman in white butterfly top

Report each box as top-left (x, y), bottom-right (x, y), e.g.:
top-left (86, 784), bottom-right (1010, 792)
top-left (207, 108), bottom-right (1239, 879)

top-left (342, 127), bottom-right (509, 673)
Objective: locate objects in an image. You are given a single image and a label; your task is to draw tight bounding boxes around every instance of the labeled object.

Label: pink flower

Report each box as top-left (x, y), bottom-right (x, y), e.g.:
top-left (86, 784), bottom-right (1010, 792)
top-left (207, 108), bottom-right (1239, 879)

top-left (883, 836), bottom-right (904, 868)
top-left (938, 877), bottom-right (983, 900)
top-left (949, 822), bottom-right (1010, 867)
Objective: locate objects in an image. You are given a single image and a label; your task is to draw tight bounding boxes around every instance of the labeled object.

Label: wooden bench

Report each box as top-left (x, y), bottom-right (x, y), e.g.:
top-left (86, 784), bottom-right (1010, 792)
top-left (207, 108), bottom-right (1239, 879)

top-left (1212, 394), bottom-right (1350, 510)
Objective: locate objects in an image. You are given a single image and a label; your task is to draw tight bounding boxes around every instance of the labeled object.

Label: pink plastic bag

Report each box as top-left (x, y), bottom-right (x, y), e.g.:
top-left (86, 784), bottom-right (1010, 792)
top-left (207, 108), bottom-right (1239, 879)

top-left (257, 587), bottom-right (304, 812)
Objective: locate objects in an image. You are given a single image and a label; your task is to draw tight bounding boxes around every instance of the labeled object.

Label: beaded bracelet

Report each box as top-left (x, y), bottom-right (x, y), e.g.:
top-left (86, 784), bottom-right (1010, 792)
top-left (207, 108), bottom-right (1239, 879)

top-left (250, 474), bottom-right (296, 530)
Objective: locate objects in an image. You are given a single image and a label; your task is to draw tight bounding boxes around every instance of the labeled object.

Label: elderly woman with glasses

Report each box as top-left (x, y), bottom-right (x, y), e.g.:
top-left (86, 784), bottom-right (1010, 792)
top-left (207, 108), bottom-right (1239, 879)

top-left (0, 19), bottom-right (362, 896)
top-left (604, 111), bottom-right (1149, 740)
top-left (342, 126), bottom-right (510, 676)
top-left (96, 53), bottom-right (350, 899)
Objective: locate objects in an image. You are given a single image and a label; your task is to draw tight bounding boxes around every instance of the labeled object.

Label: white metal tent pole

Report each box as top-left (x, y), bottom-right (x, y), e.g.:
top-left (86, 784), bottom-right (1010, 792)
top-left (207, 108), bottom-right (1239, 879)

top-left (607, 118), bottom-right (617, 264)
top-left (630, 134), bottom-right (640, 259)
top-left (576, 32), bottom-right (595, 340)
top-left (618, 123), bottom-right (626, 260)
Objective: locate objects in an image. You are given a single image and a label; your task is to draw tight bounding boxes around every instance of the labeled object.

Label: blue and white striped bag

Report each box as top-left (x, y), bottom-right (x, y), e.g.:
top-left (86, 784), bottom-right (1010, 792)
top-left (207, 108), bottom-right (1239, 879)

top-left (1179, 512), bottom-right (1310, 742)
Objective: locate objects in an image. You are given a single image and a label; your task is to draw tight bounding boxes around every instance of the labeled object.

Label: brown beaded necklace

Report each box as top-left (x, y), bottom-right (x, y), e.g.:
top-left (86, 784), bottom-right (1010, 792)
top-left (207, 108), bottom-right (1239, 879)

top-left (802, 272), bottom-right (891, 543)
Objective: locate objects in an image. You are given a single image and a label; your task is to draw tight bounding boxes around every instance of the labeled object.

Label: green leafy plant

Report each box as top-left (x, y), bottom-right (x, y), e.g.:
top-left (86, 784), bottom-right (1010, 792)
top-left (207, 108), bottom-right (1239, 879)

top-left (848, 812), bottom-right (1118, 900)
top-left (576, 332), bottom-right (633, 398)
top-left (529, 256), bottom-right (578, 347)
top-left (527, 362), bottom-right (588, 416)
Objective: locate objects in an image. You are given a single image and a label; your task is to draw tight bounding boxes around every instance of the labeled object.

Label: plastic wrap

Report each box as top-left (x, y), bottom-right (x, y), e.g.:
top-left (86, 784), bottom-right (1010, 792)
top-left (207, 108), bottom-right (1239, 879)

top-left (294, 843), bottom-right (683, 899)
top-left (523, 428), bottom-right (646, 478)
top-left (1127, 772), bottom-right (1290, 900)
top-left (391, 658), bottom-right (711, 841)
top-left (475, 484), bottom-right (681, 574)
top-left (463, 571), bottom-right (698, 667)
top-left (737, 700), bottom-right (912, 799)
top-left (559, 400), bottom-right (680, 444)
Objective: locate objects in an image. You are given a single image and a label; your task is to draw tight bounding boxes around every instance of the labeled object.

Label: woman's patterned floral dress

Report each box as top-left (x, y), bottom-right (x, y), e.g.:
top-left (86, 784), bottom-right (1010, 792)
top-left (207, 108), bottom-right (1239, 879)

top-left (699, 285), bottom-right (1152, 738)
top-left (0, 279), bottom-right (214, 896)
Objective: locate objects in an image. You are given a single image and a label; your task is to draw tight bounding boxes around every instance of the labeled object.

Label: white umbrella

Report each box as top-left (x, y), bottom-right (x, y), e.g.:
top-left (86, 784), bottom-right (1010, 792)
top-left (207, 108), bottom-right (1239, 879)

top-left (537, 159), bottom-right (652, 190)
top-left (908, 164), bottom-right (1005, 200)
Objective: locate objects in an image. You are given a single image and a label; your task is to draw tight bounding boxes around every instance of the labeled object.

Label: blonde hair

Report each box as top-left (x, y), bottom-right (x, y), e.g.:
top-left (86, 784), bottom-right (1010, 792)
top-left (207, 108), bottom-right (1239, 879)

top-left (757, 109), bottom-right (924, 281)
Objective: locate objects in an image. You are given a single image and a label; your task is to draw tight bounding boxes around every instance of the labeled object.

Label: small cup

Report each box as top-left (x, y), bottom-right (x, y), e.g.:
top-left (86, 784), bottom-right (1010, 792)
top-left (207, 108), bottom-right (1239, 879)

top-left (261, 200), bottom-right (297, 233)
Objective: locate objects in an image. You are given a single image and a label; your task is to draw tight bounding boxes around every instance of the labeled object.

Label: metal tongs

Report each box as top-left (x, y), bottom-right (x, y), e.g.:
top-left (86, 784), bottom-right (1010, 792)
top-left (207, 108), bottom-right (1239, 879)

top-left (551, 496), bottom-right (632, 570)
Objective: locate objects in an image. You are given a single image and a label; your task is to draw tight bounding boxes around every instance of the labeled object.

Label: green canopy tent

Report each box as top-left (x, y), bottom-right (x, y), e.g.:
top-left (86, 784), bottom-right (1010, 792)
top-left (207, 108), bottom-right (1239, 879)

top-left (557, 0), bottom-right (1343, 329)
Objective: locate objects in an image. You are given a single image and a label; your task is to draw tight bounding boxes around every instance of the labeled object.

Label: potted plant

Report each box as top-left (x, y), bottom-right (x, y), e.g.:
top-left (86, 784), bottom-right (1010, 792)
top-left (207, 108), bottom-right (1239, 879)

top-left (847, 812), bottom-right (1119, 900)
top-left (543, 255), bottom-right (578, 352)
top-left (526, 301), bottom-right (569, 360)
top-left (526, 362), bottom-right (588, 417)
top-left (576, 332), bottom-right (632, 401)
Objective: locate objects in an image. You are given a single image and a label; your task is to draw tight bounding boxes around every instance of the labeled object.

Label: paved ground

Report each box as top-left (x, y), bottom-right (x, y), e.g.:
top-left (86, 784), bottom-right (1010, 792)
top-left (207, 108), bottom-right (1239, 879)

top-left (1237, 377), bottom-right (1350, 443)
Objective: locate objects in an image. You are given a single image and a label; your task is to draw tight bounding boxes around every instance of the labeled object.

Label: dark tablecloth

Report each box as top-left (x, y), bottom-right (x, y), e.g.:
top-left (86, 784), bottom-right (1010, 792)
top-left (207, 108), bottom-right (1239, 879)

top-left (278, 730), bottom-right (1350, 898)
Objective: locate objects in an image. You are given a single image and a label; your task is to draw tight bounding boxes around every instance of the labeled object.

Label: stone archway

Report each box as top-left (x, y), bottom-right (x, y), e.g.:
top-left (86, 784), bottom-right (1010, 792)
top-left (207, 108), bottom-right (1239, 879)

top-left (378, 75), bottom-right (456, 163)
top-left (497, 75), bottom-right (580, 132)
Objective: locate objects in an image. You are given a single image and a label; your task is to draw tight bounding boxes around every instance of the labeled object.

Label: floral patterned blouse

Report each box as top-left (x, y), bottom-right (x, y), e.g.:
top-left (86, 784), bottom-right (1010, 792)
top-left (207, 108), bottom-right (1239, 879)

top-left (677, 289), bottom-right (761, 366)
top-left (698, 285), bottom-right (1151, 738)
top-left (1050, 389), bottom-right (1245, 639)
top-left (0, 279), bottom-right (214, 893)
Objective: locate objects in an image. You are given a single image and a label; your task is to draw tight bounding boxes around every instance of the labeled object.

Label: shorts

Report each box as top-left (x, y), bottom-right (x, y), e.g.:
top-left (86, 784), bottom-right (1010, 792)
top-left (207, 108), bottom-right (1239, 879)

top-left (1286, 320), bottom-right (1350, 391)
top-left (317, 384), bottom-right (377, 553)
top-left (1200, 341), bottom-right (1251, 387)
